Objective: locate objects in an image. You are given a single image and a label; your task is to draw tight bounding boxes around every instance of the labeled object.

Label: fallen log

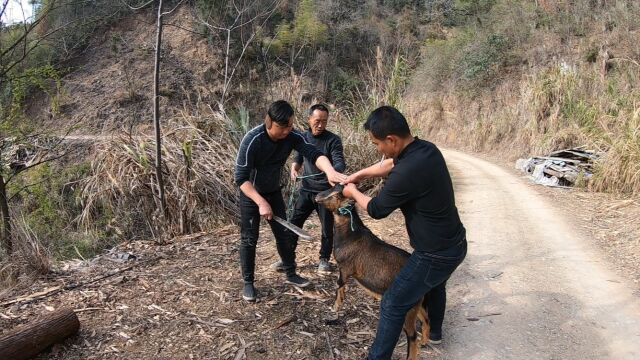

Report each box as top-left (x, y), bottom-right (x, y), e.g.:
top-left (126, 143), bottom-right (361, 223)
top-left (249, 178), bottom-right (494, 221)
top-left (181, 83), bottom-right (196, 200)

top-left (0, 308), bottom-right (80, 360)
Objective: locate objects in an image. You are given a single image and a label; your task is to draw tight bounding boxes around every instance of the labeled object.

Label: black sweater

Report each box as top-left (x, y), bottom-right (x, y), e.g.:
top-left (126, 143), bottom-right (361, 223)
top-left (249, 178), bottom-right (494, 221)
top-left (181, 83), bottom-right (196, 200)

top-left (294, 129), bottom-right (346, 193)
top-left (367, 138), bottom-right (466, 253)
top-left (235, 124), bottom-right (323, 194)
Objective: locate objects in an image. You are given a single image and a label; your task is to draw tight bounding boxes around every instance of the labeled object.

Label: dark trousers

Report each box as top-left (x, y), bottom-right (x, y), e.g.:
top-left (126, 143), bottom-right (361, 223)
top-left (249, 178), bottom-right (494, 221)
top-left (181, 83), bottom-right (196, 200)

top-left (367, 240), bottom-right (467, 360)
top-left (239, 190), bottom-right (297, 283)
top-left (289, 189), bottom-right (334, 260)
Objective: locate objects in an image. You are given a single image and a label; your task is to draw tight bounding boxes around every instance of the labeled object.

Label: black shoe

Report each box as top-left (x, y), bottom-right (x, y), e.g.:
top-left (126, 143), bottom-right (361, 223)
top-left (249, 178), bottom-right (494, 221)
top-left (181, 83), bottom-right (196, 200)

top-left (429, 331), bottom-right (442, 345)
top-left (285, 274), bottom-right (311, 288)
top-left (242, 283), bottom-right (256, 302)
top-left (317, 258), bottom-right (335, 273)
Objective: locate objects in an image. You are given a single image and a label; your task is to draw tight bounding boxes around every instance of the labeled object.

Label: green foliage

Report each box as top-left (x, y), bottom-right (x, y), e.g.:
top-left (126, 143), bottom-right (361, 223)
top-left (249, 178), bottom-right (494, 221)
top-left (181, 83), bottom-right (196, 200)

top-left (9, 65), bottom-right (61, 116)
top-left (584, 46), bottom-right (599, 63)
top-left (454, 0), bottom-right (496, 15)
top-left (7, 161), bottom-right (107, 260)
top-left (271, 0), bottom-right (328, 58)
top-left (330, 69), bottom-right (363, 105)
top-left (459, 33), bottom-right (510, 85)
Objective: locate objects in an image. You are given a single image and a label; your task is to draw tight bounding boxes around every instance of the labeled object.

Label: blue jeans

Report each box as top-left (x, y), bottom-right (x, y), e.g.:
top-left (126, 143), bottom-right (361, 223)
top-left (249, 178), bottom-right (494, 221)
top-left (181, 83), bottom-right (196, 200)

top-left (367, 240), bottom-right (467, 360)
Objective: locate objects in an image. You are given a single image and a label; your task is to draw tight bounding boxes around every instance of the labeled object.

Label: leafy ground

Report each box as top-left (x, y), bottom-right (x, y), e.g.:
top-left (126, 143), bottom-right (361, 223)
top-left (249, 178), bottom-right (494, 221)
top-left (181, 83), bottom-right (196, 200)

top-left (0, 211), bottom-right (434, 360)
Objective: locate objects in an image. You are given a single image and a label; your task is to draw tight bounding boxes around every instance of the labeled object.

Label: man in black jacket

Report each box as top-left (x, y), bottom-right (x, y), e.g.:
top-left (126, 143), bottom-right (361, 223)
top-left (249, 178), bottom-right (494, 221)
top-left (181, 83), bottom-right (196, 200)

top-left (235, 100), bottom-right (346, 302)
top-left (271, 104), bottom-right (345, 273)
top-left (343, 106), bottom-right (467, 359)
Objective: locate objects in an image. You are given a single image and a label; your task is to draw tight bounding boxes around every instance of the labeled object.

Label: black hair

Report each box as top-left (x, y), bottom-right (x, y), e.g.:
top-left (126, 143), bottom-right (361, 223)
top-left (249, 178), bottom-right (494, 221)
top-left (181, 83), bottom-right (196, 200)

top-left (308, 103), bottom-right (329, 117)
top-left (268, 100), bottom-right (295, 126)
top-left (363, 106), bottom-right (411, 139)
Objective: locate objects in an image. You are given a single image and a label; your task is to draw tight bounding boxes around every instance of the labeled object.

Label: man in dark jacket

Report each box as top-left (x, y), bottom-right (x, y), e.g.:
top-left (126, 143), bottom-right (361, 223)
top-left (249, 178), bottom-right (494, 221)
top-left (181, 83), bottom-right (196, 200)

top-left (235, 100), bottom-right (346, 302)
top-left (271, 104), bottom-right (345, 273)
top-left (343, 106), bottom-right (467, 359)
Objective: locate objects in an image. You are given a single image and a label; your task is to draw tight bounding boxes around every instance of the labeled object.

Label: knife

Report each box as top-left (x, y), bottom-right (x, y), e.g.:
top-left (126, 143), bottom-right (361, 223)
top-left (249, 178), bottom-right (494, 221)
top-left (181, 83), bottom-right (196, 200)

top-left (272, 216), bottom-right (313, 241)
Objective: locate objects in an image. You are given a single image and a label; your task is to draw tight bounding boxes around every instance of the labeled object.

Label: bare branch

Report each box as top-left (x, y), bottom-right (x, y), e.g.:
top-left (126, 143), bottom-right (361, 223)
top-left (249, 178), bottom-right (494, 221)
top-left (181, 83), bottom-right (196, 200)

top-left (161, 0), bottom-right (186, 16)
top-left (7, 178), bottom-right (51, 202)
top-left (119, 0), bottom-right (155, 11)
top-left (0, 0), bottom-right (11, 21)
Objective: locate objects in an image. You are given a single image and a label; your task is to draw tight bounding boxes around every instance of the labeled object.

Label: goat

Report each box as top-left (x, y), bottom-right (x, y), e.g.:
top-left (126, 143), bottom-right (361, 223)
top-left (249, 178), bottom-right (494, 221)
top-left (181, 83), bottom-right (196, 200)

top-left (315, 184), bottom-right (429, 360)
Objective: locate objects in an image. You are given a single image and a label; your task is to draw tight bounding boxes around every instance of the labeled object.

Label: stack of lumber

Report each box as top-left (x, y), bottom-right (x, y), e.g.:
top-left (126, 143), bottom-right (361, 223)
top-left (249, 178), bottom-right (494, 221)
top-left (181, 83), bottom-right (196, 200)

top-left (515, 147), bottom-right (601, 187)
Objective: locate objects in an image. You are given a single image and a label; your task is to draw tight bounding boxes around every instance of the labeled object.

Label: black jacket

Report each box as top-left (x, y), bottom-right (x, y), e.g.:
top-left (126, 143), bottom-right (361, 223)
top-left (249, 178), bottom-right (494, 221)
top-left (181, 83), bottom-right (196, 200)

top-left (367, 138), bottom-right (466, 252)
top-left (294, 129), bottom-right (345, 192)
top-left (235, 124), bottom-right (323, 194)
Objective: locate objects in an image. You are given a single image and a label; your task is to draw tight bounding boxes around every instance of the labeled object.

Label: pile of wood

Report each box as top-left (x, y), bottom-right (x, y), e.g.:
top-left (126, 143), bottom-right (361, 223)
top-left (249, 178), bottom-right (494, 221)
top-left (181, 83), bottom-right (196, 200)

top-left (515, 147), bottom-right (601, 187)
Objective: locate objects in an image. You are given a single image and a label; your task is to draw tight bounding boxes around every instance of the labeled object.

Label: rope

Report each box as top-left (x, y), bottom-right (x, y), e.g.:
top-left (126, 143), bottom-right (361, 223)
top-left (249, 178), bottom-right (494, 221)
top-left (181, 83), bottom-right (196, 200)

top-left (337, 204), bottom-right (356, 232)
top-left (286, 172), bottom-right (323, 219)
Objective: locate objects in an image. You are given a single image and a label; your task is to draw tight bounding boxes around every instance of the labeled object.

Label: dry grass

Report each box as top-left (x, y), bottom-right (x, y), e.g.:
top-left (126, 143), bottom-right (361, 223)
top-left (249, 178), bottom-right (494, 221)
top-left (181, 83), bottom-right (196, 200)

top-left (80, 102), bottom-right (241, 240)
top-left (406, 0), bottom-right (640, 195)
top-left (0, 213), bottom-right (52, 288)
top-left (79, 89), bottom-right (384, 241)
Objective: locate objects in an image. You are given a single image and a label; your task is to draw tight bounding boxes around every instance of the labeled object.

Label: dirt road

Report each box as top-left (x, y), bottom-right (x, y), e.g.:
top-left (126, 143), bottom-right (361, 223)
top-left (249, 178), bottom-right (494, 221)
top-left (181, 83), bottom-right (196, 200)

top-left (439, 149), bottom-right (640, 359)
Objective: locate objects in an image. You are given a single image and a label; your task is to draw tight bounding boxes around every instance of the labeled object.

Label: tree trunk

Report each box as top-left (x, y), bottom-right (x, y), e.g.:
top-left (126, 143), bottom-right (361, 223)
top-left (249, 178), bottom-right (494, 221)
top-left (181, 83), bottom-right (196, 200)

top-left (0, 174), bottom-right (12, 254)
top-left (0, 308), bottom-right (80, 360)
top-left (154, 0), bottom-right (167, 219)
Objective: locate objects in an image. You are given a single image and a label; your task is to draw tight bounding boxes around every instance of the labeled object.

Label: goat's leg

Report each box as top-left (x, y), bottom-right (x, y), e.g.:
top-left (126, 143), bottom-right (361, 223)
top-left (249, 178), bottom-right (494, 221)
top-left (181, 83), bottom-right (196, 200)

top-left (333, 269), bottom-right (347, 312)
top-left (403, 307), bottom-right (419, 360)
top-left (417, 301), bottom-right (430, 346)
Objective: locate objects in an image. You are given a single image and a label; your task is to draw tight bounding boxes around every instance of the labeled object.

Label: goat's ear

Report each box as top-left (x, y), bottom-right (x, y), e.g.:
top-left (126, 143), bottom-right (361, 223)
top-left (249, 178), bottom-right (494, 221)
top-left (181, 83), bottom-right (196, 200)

top-left (334, 183), bottom-right (345, 193)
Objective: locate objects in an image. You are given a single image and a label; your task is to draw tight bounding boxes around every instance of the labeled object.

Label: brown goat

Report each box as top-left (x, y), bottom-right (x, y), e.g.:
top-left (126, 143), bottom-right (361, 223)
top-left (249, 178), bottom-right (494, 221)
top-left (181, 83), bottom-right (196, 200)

top-left (315, 184), bottom-right (429, 360)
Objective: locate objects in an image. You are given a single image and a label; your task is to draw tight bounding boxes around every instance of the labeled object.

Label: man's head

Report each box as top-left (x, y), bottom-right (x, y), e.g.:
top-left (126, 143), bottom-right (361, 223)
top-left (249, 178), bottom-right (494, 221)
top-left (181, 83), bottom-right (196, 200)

top-left (307, 104), bottom-right (329, 136)
top-left (364, 106), bottom-right (412, 158)
top-left (265, 100), bottom-right (294, 140)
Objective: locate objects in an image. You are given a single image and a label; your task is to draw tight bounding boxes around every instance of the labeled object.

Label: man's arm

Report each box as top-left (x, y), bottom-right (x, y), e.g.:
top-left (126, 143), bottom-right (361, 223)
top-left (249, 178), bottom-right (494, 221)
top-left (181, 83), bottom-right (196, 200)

top-left (291, 151), bottom-right (303, 180)
top-left (345, 158), bottom-right (394, 184)
top-left (343, 171), bottom-right (412, 220)
top-left (239, 181), bottom-right (273, 220)
top-left (290, 161), bottom-right (302, 181)
top-left (315, 155), bottom-right (347, 185)
top-left (329, 137), bottom-right (346, 173)
top-left (291, 131), bottom-right (346, 184)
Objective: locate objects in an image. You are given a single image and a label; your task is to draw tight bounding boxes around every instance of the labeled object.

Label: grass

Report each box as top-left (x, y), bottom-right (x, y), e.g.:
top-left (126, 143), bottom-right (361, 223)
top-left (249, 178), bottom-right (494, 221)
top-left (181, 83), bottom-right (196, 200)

top-left (406, 0), bottom-right (640, 195)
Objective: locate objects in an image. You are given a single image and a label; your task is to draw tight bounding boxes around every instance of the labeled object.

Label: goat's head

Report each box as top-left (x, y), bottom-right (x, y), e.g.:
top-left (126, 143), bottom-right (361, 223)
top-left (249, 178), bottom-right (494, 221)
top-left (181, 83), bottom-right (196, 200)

top-left (315, 184), bottom-right (353, 212)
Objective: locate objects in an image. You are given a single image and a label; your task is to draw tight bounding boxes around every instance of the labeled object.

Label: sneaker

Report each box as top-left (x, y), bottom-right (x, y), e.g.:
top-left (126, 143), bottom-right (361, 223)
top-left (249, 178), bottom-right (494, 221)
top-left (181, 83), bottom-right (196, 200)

top-left (317, 258), bottom-right (335, 273)
top-left (285, 274), bottom-right (311, 288)
top-left (242, 283), bottom-right (257, 302)
top-left (429, 331), bottom-right (442, 345)
top-left (270, 260), bottom-right (296, 273)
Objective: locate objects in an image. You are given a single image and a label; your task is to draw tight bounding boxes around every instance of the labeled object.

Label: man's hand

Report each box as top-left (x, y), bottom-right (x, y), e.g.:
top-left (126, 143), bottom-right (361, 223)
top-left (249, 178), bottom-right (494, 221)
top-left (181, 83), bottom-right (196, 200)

top-left (290, 165), bottom-right (301, 182)
top-left (291, 162), bottom-right (302, 182)
top-left (344, 171), bottom-right (363, 184)
top-left (342, 183), bottom-right (358, 199)
top-left (258, 201), bottom-right (273, 220)
top-left (327, 170), bottom-right (347, 186)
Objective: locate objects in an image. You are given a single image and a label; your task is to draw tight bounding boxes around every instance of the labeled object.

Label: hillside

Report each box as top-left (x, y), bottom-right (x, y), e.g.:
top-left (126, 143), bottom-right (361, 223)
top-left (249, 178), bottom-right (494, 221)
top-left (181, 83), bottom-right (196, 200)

top-left (1, 2), bottom-right (640, 358)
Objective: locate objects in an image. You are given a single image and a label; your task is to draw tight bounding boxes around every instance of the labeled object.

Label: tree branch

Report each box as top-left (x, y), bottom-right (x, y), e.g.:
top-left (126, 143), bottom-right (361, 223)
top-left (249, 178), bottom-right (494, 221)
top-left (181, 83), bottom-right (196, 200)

top-left (161, 0), bottom-right (186, 16)
top-left (119, 0), bottom-right (155, 11)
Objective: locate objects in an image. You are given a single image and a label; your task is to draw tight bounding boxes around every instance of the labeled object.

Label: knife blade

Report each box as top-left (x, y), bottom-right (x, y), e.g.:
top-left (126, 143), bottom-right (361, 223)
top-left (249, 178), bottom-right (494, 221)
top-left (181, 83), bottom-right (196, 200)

top-left (272, 216), bottom-right (313, 241)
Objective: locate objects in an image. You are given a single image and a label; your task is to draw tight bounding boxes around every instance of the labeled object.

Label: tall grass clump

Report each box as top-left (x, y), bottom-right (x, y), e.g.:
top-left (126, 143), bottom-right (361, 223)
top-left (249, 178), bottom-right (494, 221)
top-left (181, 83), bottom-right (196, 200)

top-left (80, 103), bottom-right (241, 239)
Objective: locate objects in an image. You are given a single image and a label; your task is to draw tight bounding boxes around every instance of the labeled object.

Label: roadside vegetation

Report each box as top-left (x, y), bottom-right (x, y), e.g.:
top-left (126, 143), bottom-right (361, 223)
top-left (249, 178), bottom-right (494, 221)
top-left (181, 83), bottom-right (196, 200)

top-left (1, 0), bottom-right (639, 285)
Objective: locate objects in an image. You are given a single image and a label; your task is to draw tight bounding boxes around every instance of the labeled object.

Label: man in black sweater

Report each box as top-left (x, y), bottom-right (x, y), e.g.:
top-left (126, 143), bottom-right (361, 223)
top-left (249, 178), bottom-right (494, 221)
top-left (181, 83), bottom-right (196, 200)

top-left (343, 106), bottom-right (467, 359)
top-left (271, 104), bottom-right (345, 273)
top-left (235, 100), bottom-right (346, 302)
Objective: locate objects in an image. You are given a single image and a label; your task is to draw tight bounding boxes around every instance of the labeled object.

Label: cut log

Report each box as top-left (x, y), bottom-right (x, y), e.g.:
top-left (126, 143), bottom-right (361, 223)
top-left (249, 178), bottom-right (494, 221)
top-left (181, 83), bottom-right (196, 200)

top-left (0, 308), bottom-right (80, 360)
